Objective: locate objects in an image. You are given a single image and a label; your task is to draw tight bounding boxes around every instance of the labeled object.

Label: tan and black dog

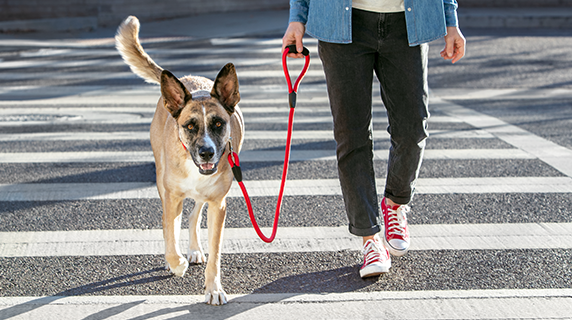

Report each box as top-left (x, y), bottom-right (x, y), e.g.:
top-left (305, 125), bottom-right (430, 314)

top-left (115, 16), bottom-right (243, 305)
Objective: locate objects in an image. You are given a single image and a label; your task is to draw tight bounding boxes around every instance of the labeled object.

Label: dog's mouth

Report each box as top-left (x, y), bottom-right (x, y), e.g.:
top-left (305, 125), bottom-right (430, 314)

top-left (198, 162), bottom-right (218, 175)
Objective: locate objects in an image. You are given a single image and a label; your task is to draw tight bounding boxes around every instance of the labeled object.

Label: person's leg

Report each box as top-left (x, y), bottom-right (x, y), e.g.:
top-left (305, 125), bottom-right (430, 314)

top-left (374, 13), bottom-right (430, 205)
top-left (318, 8), bottom-right (382, 239)
top-left (373, 12), bottom-right (430, 256)
top-left (319, 9), bottom-right (393, 278)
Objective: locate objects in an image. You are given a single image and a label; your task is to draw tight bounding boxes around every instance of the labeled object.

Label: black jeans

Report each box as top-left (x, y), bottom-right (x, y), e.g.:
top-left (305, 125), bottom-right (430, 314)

top-left (318, 9), bottom-right (429, 237)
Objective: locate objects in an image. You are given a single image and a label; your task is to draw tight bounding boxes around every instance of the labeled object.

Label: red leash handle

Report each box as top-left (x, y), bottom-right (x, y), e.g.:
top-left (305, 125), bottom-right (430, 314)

top-left (283, 45), bottom-right (310, 94)
top-left (227, 45), bottom-right (310, 243)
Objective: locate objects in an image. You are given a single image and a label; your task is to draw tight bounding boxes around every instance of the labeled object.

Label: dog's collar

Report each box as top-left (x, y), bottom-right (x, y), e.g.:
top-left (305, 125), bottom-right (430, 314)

top-left (180, 139), bottom-right (187, 152)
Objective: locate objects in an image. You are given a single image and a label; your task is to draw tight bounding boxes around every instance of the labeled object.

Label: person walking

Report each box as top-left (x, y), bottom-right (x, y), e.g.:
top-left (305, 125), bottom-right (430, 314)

top-left (282, 0), bottom-right (465, 278)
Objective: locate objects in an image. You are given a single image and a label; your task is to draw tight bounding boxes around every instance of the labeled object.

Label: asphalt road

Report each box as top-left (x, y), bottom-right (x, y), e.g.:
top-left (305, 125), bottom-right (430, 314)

top-left (0, 23), bottom-right (571, 319)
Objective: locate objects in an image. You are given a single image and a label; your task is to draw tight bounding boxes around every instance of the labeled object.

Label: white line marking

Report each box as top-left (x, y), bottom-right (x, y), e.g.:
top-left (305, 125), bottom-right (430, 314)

top-left (0, 177), bottom-right (570, 201)
top-left (0, 149), bottom-right (535, 164)
top-left (432, 87), bottom-right (572, 100)
top-left (435, 99), bottom-right (572, 177)
top-left (0, 70), bottom-right (326, 81)
top-left (0, 129), bottom-right (494, 142)
top-left (1, 223), bottom-right (571, 257)
top-left (0, 113), bottom-right (462, 126)
top-left (1, 289), bottom-right (571, 320)
top-left (0, 57), bottom-right (297, 70)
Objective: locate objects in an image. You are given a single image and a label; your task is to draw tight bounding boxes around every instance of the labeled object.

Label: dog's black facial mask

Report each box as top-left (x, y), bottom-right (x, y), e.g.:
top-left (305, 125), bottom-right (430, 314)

top-left (160, 65), bottom-right (239, 175)
top-left (182, 111), bottom-right (228, 175)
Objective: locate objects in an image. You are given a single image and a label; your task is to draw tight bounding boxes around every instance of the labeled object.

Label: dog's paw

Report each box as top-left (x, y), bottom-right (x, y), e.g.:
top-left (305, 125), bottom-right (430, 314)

top-left (205, 289), bottom-right (228, 306)
top-left (189, 250), bottom-right (206, 264)
top-left (167, 258), bottom-right (189, 277)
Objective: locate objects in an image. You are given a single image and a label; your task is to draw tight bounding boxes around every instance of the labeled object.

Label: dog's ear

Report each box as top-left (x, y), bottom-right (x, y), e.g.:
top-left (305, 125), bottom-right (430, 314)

top-left (161, 70), bottom-right (191, 119)
top-left (211, 63), bottom-right (240, 114)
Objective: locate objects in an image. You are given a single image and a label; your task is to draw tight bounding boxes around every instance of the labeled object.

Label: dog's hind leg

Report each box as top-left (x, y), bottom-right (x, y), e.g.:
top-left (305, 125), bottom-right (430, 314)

top-left (204, 198), bottom-right (228, 305)
top-left (161, 192), bottom-right (189, 277)
top-left (188, 201), bottom-right (207, 264)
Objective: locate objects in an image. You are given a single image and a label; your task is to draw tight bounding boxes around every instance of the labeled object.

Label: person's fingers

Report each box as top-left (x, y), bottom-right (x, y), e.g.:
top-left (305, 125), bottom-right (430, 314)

top-left (451, 40), bottom-right (465, 64)
top-left (282, 22), bottom-right (305, 58)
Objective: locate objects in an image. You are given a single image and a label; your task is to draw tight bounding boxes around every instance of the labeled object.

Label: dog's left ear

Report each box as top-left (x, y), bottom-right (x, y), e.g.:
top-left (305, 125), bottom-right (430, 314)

top-left (211, 63), bottom-right (240, 114)
top-left (161, 70), bottom-right (191, 119)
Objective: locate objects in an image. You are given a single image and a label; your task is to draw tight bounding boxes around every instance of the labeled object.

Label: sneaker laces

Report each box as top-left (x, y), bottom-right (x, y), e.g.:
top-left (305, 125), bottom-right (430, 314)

top-left (386, 205), bottom-right (410, 238)
top-left (362, 239), bottom-right (384, 266)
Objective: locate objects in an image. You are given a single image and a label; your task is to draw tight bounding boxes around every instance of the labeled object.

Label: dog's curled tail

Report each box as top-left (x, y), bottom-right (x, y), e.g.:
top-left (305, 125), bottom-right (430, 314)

top-left (115, 16), bottom-right (163, 84)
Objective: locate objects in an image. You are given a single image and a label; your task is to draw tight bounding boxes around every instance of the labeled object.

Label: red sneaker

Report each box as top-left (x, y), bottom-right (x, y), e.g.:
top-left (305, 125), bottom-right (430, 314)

top-left (382, 197), bottom-right (411, 257)
top-left (360, 238), bottom-right (391, 278)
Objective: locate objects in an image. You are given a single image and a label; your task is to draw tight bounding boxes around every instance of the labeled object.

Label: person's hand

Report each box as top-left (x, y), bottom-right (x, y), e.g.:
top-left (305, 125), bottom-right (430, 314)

top-left (282, 22), bottom-right (306, 58)
top-left (440, 26), bottom-right (466, 64)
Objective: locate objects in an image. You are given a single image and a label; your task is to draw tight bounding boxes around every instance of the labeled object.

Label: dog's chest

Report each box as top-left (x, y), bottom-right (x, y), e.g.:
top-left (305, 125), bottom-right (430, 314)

top-left (177, 159), bottom-right (225, 200)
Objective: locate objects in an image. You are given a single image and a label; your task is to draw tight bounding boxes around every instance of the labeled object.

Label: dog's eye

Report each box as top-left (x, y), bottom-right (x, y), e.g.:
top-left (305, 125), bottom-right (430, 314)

top-left (187, 124), bottom-right (194, 130)
top-left (215, 122), bottom-right (222, 128)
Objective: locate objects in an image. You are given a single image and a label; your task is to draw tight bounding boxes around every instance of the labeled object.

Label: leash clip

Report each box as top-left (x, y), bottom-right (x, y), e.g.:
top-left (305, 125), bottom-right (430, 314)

top-left (227, 138), bottom-right (243, 182)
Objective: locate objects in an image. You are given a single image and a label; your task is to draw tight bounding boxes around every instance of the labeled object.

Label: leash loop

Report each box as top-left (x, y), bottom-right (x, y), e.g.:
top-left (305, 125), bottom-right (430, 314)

top-left (283, 45), bottom-right (310, 108)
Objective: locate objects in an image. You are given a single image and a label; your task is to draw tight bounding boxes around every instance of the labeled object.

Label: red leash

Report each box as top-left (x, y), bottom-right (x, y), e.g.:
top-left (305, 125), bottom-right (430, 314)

top-left (227, 45), bottom-right (310, 243)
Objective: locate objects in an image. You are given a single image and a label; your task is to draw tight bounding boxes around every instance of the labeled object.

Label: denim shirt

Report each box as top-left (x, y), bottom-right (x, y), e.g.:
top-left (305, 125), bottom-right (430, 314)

top-left (289, 0), bottom-right (459, 46)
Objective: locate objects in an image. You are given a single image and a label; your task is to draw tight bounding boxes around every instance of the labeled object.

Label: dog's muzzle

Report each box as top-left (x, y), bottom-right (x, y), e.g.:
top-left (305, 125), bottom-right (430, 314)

top-left (196, 145), bottom-right (219, 175)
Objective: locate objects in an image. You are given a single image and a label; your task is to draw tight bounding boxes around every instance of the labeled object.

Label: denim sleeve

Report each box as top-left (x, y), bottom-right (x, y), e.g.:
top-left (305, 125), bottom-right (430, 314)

top-left (289, 0), bottom-right (310, 24)
top-left (443, 0), bottom-right (459, 27)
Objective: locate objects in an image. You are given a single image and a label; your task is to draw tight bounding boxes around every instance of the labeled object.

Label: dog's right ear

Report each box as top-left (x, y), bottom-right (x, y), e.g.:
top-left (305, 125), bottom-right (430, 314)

top-left (160, 70), bottom-right (191, 119)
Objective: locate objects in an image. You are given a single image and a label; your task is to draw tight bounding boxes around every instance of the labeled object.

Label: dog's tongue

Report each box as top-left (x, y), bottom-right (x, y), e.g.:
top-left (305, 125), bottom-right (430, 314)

top-left (200, 163), bottom-right (214, 170)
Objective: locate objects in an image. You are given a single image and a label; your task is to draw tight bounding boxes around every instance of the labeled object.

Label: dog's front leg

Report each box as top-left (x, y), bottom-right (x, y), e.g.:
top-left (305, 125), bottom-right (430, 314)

top-left (204, 199), bottom-right (227, 305)
top-left (162, 192), bottom-right (188, 277)
top-left (188, 201), bottom-right (206, 264)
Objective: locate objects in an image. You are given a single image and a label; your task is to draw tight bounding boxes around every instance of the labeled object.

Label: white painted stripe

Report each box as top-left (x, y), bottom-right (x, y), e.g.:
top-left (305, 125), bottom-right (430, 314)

top-left (15, 46), bottom-right (291, 58)
top-left (4, 87), bottom-right (572, 103)
top-left (0, 151), bottom-right (155, 163)
top-left (0, 129), bottom-right (494, 142)
top-left (435, 99), bottom-right (572, 177)
top-left (0, 177), bottom-right (570, 201)
top-left (0, 95), bottom-right (333, 106)
top-left (0, 57), bottom-right (299, 70)
top-left (432, 87), bottom-right (572, 100)
top-left (0, 113), bottom-right (461, 126)
top-left (1, 290), bottom-right (571, 320)
top-left (1, 223), bottom-right (571, 257)
top-left (0, 149), bottom-right (535, 164)
top-left (0, 70), bottom-right (325, 81)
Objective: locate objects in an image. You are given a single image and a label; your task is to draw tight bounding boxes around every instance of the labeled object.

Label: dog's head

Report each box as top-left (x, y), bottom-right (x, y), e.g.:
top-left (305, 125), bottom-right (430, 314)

top-left (160, 63), bottom-right (240, 175)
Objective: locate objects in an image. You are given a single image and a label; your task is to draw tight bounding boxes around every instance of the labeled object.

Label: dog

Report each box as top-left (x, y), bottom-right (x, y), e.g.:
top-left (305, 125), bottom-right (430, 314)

top-left (115, 16), bottom-right (243, 305)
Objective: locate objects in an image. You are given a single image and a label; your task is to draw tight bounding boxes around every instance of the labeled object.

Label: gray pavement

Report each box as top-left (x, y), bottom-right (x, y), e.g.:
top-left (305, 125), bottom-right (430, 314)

top-left (1, 7), bottom-right (572, 320)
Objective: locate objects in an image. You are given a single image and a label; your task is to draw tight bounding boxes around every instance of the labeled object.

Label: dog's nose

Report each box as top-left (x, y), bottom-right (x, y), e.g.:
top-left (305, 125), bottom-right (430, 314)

top-left (199, 146), bottom-right (215, 161)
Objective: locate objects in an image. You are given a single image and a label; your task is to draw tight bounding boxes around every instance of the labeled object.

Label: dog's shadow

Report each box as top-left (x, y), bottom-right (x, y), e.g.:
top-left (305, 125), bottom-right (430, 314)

top-left (1, 265), bottom-right (379, 319)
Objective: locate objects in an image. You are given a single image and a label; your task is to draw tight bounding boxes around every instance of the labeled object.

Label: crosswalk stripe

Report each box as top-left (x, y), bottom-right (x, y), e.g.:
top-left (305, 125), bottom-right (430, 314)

top-left (0, 113), bottom-right (461, 126)
top-left (0, 57), bottom-right (298, 70)
top-left (437, 99), bottom-right (572, 177)
top-left (1, 223), bottom-right (571, 257)
top-left (2, 289), bottom-right (571, 319)
top-left (0, 129), bottom-right (494, 142)
top-left (15, 46), bottom-right (295, 58)
top-left (1, 177), bottom-right (570, 201)
top-left (0, 149), bottom-right (535, 163)
top-left (0, 70), bottom-right (326, 81)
